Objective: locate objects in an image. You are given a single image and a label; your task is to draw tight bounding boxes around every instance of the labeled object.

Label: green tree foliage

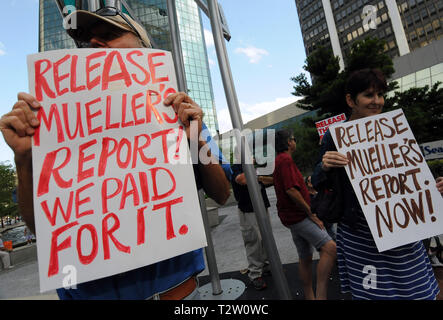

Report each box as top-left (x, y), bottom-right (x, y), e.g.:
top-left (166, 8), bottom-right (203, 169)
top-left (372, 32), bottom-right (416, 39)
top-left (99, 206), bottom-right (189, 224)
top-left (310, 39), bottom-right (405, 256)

top-left (0, 162), bottom-right (18, 228)
top-left (288, 37), bottom-right (443, 176)
top-left (285, 117), bottom-right (322, 176)
top-left (291, 37), bottom-right (395, 117)
top-left (385, 82), bottom-right (443, 144)
top-left (346, 37), bottom-right (394, 78)
top-left (427, 159), bottom-right (443, 178)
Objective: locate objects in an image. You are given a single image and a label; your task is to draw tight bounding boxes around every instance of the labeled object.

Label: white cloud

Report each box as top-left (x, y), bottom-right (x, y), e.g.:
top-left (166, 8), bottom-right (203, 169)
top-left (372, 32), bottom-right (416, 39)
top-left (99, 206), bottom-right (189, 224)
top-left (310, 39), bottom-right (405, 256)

top-left (216, 108), bottom-right (233, 134)
top-left (235, 46), bottom-right (269, 64)
top-left (204, 29), bottom-right (214, 47)
top-left (0, 42), bottom-right (6, 56)
top-left (208, 57), bottom-right (215, 66)
top-left (216, 96), bottom-right (302, 134)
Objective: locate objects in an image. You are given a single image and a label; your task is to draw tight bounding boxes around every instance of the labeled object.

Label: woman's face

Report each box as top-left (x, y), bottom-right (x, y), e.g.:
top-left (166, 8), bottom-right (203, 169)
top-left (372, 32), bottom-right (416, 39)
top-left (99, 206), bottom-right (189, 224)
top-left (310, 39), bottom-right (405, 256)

top-left (346, 87), bottom-right (385, 120)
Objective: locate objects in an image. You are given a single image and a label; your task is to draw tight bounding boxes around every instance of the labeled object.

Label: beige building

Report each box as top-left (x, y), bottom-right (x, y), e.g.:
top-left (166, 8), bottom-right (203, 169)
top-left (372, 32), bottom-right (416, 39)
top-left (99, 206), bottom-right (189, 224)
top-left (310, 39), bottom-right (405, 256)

top-left (243, 101), bottom-right (310, 130)
top-left (217, 101), bottom-right (314, 167)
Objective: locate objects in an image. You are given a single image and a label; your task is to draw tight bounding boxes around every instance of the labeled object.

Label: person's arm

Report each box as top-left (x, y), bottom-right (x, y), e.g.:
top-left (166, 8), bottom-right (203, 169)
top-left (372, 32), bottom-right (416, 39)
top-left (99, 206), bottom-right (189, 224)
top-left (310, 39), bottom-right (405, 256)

top-left (196, 140), bottom-right (230, 204)
top-left (286, 187), bottom-right (324, 230)
top-left (0, 92), bottom-right (41, 234)
top-left (15, 155), bottom-right (35, 234)
top-left (258, 175), bottom-right (273, 186)
top-left (236, 173), bottom-right (273, 187)
top-left (164, 92), bottom-right (230, 205)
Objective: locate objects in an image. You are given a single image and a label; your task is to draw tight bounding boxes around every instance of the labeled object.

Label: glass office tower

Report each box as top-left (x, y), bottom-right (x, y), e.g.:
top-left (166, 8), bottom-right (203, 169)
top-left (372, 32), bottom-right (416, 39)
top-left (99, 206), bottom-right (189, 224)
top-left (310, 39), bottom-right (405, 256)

top-left (39, 0), bottom-right (219, 136)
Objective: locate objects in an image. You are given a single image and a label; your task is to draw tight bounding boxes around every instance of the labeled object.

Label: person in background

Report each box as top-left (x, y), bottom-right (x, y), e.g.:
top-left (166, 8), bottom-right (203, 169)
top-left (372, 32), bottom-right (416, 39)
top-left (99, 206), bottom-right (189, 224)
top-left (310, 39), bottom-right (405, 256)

top-left (273, 130), bottom-right (336, 300)
top-left (24, 226), bottom-right (33, 245)
top-left (0, 9), bottom-right (230, 299)
top-left (231, 153), bottom-right (273, 290)
top-left (305, 175), bottom-right (336, 241)
top-left (304, 176), bottom-right (317, 201)
top-left (312, 68), bottom-right (439, 300)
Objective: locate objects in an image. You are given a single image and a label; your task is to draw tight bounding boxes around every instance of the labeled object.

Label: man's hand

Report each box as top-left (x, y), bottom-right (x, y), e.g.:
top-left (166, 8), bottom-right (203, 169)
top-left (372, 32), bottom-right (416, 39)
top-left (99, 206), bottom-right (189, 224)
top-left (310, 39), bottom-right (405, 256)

top-left (164, 92), bottom-right (229, 205)
top-left (235, 173), bottom-right (247, 185)
top-left (310, 214), bottom-right (325, 230)
top-left (0, 92), bottom-right (41, 161)
top-left (258, 175), bottom-right (273, 186)
top-left (163, 92), bottom-right (203, 141)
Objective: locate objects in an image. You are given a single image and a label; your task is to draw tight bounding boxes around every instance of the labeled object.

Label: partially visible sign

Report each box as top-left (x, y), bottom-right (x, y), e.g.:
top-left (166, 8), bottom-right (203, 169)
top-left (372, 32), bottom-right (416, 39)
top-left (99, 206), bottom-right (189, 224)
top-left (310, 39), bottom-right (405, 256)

top-left (331, 109), bottom-right (443, 252)
top-left (419, 140), bottom-right (443, 160)
top-left (315, 113), bottom-right (346, 140)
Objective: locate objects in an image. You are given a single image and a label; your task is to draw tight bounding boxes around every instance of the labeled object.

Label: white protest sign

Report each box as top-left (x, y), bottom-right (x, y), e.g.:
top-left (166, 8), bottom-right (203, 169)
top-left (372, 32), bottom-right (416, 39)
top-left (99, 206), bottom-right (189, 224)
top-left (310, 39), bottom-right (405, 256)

top-left (315, 113), bottom-right (346, 140)
top-left (28, 48), bottom-right (207, 292)
top-left (331, 109), bottom-right (443, 252)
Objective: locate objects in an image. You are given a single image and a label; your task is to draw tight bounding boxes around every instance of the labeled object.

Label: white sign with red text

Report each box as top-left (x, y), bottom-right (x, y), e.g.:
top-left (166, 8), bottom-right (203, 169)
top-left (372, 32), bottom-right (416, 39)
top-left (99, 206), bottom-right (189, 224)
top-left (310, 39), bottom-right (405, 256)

top-left (316, 113), bottom-right (346, 140)
top-left (331, 109), bottom-right (443, 252)
top-left (28, 49), bottom-right (206, 292)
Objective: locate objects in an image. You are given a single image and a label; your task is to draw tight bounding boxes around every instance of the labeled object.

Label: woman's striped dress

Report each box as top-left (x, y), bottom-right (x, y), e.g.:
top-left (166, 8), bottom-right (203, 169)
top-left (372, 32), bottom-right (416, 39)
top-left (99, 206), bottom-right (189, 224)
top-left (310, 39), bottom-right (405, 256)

top-left (336, 214), bottom-right (440, 300)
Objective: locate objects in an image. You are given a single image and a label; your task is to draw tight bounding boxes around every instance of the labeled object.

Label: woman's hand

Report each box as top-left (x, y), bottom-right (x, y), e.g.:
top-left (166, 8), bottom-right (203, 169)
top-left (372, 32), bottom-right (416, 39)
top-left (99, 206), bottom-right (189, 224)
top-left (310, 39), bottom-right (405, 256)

top-left (436, 177), bottom-right (443, 196)
top-left (321, 151), bottom-right (349, 171)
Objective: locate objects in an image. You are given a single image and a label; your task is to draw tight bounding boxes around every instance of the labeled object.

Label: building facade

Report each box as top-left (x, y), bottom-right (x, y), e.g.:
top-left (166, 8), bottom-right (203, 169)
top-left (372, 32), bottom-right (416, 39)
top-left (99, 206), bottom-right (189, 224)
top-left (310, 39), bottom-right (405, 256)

top-left (390, 36), bottom-right (443, 92)
top-left (294, 0), bottom-right (443, 70)
top-left (39, 0), bottom-right (219, 136)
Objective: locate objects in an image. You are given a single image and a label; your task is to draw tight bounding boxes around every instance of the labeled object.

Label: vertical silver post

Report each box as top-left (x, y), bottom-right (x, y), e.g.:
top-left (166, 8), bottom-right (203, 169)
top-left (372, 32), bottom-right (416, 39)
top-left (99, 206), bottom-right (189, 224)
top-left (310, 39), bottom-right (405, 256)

top-left (166, 0), bottom-right (187, 92)
top-left (206, 0), bottom-right (292, 300)
top-left (198, 190), bottom-right (223, 295)
top-left (166, 0), bottom-right (223, 296)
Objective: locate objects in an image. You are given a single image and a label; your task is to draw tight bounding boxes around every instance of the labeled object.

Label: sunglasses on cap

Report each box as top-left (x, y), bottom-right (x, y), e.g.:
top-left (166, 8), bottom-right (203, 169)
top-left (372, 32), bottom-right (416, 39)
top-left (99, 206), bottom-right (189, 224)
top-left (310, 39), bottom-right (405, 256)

top-left (94, 5), bottom-right (144, 43)
top-left (70, 1), bottom-right (148, 48)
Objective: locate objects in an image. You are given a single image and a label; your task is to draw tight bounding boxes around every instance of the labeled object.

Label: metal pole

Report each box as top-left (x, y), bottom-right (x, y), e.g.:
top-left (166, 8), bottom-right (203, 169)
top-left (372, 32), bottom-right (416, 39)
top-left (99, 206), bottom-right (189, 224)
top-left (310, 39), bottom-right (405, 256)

top-left (166, 0), bottom-right (223, 296)
top-left (194, 0), bottom-right (231, 41)
top-left (166, 0), bottom-right (187, 92)
top-left (206, 0), bottom-right (292, 300)
top-left (198, 190), bottom-right (223, 295)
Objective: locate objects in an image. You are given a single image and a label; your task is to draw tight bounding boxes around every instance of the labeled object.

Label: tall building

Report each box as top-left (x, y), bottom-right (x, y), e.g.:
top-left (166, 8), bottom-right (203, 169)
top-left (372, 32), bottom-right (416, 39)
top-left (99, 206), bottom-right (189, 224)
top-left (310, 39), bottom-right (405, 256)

top-left (294, 0), bottom-right (443, 76)
top-left (39, 0), bottom-right (219, 136)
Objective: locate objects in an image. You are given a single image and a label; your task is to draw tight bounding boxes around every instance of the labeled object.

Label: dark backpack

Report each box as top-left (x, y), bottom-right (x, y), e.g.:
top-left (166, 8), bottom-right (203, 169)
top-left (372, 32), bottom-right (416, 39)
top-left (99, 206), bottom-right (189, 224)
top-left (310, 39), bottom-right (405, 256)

top-left (311, 169), bottom-right (343, 224)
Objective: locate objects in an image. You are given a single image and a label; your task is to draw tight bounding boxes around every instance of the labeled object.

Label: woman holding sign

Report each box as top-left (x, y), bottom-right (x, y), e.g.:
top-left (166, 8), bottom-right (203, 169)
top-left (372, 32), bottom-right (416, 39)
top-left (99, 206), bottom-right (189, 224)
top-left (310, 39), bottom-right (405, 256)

top-left (312, 69), bottom-right (440, 300)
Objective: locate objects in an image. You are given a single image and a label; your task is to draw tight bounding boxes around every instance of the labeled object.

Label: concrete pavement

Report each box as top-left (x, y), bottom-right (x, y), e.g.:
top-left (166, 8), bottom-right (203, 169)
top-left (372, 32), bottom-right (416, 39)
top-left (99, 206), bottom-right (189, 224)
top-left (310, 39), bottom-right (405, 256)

top-left (1, 187), bottom-right (441, 300)
top-left (0, 187), bottom-right (318, 300)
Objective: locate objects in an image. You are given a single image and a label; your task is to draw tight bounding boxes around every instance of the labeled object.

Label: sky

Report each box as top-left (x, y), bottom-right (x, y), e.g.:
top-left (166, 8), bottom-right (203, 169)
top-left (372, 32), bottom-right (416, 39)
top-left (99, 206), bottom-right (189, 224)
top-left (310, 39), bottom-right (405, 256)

top-left (0, 0), bottom-right (307, 165)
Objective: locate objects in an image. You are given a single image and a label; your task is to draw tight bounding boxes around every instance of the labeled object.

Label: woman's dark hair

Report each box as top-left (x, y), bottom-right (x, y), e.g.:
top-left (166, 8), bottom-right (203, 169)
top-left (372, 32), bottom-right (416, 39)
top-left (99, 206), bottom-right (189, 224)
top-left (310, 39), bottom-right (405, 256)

top-left (345, 68), bottom-right (387, 101)
top-left (275, 129), bottom-right (293, 153)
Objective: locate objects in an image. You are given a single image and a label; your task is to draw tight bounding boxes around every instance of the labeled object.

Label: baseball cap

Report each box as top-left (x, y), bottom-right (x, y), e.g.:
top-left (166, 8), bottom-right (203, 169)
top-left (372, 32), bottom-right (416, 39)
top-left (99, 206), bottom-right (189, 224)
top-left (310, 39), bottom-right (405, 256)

top-left (65, 10), bottom-right (151, 48)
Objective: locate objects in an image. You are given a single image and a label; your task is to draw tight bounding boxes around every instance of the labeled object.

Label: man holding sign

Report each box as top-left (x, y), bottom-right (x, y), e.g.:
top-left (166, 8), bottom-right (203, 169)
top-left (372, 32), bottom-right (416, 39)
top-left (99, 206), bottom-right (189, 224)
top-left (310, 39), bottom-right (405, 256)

top-left (312, 69), bottom-right (440, 300)
top-left (0, 9), bottom-right (229, 299)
